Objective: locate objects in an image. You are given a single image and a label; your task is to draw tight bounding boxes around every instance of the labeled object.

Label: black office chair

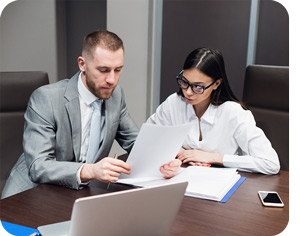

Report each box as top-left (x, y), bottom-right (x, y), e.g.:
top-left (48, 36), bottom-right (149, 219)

top-left (242, 65), bottom-right (289, 171)
top-left (0, 71), bottom-right (49, 195)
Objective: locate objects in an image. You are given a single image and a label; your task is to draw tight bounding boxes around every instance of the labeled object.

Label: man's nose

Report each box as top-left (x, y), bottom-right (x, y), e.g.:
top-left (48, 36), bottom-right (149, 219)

top-left (106, 71), bottom-right (115, 84)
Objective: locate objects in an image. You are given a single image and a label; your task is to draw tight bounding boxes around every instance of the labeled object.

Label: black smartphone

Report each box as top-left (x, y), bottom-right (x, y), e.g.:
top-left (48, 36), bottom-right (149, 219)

top-left (258, 191), bottom-right (284, 207)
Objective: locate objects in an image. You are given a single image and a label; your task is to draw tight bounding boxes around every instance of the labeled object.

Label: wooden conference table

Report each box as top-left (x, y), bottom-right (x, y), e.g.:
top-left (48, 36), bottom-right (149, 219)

top-left (0, 170), bottom-right (288, 236)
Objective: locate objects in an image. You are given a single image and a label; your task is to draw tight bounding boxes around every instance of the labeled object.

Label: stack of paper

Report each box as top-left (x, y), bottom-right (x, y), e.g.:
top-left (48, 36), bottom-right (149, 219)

top-left (182, 166), bottom-right (241, 201)
top-left (118, 166), bottom-right (242, 202)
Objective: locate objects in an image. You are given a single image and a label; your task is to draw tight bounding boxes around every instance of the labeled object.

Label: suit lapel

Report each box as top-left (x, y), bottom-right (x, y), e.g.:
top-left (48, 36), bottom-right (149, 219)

top-left (64, 72), bottom-right (81, 162)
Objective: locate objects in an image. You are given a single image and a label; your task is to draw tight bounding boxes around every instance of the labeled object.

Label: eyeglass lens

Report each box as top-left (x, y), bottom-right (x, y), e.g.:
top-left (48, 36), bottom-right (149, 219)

top-left (177, 77), bottom-right (205, 94)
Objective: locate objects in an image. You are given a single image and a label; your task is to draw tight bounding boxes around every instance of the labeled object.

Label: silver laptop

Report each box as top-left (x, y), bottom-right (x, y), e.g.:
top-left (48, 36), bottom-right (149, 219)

top-left (38, 181), bottom-right (188, 236)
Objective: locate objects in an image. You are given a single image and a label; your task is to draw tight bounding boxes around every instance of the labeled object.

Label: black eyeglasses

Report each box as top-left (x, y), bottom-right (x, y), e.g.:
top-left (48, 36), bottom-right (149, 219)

top-left (176, 70), bottom-right (216, 94)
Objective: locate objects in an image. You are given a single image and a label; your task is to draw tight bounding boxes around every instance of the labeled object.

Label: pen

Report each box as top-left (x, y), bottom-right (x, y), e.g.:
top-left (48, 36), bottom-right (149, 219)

top-left (107, 153), bottom-right (118, 190)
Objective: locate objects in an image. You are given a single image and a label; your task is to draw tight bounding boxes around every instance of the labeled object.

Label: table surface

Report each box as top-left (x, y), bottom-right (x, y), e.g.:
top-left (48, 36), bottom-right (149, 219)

top-left (0, 170), bottom-right (289, 236)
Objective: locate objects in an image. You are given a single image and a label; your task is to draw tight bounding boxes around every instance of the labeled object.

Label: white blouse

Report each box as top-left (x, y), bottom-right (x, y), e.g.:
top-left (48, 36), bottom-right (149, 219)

top-left (147, 93), bottom-right (280, 174)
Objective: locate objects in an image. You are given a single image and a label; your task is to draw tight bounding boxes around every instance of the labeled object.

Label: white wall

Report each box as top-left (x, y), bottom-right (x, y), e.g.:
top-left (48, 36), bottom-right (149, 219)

top-left (107, 0), bottom-right (151, 155)
top-left (0, 0), bottom-right (58, 83)
top-left (107, 0), bottom-right (150, 127)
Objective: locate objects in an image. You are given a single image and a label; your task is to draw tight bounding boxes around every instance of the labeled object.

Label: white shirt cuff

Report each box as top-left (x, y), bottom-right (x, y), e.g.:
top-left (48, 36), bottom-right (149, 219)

top-left (77, 164), bottom-right (90, 187)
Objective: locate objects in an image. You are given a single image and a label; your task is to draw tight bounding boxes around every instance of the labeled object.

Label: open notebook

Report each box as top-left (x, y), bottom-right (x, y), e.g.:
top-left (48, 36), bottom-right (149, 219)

top-left (119, 166), bottom-right (244, 202)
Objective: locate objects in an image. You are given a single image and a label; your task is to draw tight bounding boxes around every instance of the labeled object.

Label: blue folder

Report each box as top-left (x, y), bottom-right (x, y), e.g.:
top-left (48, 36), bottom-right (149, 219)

top-left (220, 176), bottom-right (246, 203)
top-left (1, 221), bottom-right (40, 236)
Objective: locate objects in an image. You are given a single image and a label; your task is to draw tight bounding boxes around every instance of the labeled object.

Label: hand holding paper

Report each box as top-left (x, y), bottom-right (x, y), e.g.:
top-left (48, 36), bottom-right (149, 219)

top-left (117, 123), bottom-right (245, 202)
top-left (160, 159), bottom-right (182, 178)
top-left (119, 123), bottom-right (192, 179)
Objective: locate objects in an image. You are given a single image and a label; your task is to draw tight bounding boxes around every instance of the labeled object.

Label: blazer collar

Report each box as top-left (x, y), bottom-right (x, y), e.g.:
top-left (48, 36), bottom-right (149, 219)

top-left (64, 72), bottom-right (81, 161)
top-left (64, 71), bottom-right (80, 102)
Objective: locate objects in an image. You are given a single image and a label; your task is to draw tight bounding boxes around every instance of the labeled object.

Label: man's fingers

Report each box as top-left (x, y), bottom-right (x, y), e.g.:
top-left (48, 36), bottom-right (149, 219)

top-left (109, 164), bottom-right (131, 175)
top-left (109, 158), bottom-right (131, 172)
top-left (102, 170), bottom-right (122, 182)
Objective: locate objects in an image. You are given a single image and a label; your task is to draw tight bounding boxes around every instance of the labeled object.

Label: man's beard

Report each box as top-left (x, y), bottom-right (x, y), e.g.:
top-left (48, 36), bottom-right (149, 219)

top-left (85, 74), bottom-right (115, 100)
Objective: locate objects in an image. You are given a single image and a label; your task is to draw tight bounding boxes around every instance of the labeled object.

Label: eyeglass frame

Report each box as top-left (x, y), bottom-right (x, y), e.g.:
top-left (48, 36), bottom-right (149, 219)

top-left (176, 70), bottom-right (217, 94)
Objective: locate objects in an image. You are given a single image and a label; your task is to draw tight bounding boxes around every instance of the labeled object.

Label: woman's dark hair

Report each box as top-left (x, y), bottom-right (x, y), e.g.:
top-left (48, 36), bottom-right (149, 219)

top-left (178, 47), bottom-right (246, 108)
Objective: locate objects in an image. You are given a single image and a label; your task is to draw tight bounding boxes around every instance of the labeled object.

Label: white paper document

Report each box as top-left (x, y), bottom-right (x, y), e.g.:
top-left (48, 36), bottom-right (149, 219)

top-left (117, 122), bottom-right (241, 202)
top-left (183, 166), bottom-right (240, 201)
top-left (119, 123), bottom-right (193, 179)
top-left (119, 166), bottom-right (241, 202)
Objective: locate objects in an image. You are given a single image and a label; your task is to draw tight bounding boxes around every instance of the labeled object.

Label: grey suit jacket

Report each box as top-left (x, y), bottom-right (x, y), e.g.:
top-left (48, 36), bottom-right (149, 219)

top-left (2, 72), bottom-right (138, 199)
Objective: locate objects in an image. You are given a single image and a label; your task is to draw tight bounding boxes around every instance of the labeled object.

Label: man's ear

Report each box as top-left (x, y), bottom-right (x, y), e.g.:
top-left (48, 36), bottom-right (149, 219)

top-left (78, 56), bottom-right (86, 73)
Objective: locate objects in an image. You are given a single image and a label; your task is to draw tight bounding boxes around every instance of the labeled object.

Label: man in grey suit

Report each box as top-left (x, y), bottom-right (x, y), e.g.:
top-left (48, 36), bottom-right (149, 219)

top-left (1, 30), bottom-right (139, 199)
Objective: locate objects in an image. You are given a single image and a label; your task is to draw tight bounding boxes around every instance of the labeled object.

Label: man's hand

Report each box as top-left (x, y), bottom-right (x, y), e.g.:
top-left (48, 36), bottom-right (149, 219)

top-left (80, 157), bottom-right (131, 183)
top-left (160, 159), bottom-right (182, 179)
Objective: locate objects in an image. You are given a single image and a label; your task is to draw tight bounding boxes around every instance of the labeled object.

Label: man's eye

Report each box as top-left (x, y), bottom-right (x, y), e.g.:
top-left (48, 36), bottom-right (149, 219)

top-left (99, 69), bottom-right (110, 73)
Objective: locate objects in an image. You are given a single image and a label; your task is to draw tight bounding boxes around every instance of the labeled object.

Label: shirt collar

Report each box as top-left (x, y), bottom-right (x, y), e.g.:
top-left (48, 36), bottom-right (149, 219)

top-left (201, 103), bottom-right (217, 125)
top-left (78, 72), bottom-right (101, 106)
top-left (187, 102), bottom-right (216, 125)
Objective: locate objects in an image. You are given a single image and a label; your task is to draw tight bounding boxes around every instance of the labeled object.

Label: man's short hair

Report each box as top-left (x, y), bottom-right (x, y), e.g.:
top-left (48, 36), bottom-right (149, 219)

top-left (82, 29), bottom-right (124, 58)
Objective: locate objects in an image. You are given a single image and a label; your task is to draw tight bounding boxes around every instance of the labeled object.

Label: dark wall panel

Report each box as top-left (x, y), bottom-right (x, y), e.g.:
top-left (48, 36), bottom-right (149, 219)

top-left (160, 0), bottom-right (251, 102)
top-left (65, 0), bottom-right (107, 78)
top-left (255, 0), bottom-right (289, 66)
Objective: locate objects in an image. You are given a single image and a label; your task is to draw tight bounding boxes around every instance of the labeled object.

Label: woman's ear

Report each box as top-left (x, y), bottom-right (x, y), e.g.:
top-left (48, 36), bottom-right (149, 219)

top-left (214, 78), bottom-right (223, 89)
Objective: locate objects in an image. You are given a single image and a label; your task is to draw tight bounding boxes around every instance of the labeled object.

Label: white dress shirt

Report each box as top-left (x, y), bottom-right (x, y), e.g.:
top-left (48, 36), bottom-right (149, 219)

top-left (147, 93), bottom-right (280, 174)
top-left (78, 73), bottom-right (103, 162)
top-left (76, 73), bottom-right (103, 184)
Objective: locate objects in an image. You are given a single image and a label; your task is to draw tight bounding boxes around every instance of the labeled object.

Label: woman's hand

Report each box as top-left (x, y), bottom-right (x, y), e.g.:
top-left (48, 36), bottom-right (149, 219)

top-left (177, 149), bottom-right (224, 166)
top-left (160, 159), bottom-right (182, 179)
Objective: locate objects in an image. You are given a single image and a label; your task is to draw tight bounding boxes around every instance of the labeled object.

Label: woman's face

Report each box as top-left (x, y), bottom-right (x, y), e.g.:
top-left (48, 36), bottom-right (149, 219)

top-left (181, 68), bottom-right (221, 106)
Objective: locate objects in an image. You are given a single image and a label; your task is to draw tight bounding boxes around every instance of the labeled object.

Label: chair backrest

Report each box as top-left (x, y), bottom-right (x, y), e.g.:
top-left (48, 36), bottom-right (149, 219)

top-left (242, 65), bottom-right (289, 171)
top-left (0, 71), bottom-right (49, 195)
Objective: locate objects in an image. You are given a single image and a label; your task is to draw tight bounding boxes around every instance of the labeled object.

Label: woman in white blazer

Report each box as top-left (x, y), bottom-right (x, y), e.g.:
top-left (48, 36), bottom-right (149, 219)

top-left (148, 48), bottom-right (280, 178)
